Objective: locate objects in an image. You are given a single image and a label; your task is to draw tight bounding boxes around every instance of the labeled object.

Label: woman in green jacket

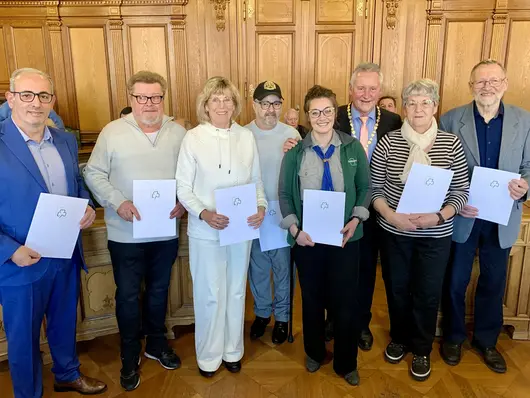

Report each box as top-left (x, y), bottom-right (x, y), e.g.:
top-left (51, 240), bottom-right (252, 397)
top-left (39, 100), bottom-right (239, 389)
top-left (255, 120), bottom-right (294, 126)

top-left (278, 85), bottom-right (371, 386)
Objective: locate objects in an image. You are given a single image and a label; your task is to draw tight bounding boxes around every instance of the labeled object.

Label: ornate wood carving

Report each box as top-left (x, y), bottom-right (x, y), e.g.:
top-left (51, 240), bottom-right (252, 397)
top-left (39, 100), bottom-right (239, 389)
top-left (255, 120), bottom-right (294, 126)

top-left (490, 0), bottom-right (509, 62)
top-left (210, 0), bottom-right (230, 32)
top-left (384, 0), bottom-right (401, 30)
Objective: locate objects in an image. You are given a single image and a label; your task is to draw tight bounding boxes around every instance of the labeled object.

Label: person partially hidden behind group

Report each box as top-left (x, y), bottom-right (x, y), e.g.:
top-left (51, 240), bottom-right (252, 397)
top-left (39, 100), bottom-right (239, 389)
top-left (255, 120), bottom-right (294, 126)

top-left (279, 84), bottom-right (371, 386)
top-left (378, 95), bottom-right (398, 115)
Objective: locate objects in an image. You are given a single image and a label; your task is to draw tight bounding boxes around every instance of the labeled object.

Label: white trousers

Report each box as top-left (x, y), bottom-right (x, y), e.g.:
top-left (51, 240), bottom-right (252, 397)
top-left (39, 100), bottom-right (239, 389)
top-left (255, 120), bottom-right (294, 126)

top-left (189, 237), bottom-right (252, 371)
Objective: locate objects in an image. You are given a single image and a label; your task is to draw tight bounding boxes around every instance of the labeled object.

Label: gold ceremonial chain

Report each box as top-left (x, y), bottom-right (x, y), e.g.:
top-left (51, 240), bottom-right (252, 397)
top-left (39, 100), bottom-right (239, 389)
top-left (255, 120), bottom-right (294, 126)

top-left (347, 104), bottom-right (381, 151)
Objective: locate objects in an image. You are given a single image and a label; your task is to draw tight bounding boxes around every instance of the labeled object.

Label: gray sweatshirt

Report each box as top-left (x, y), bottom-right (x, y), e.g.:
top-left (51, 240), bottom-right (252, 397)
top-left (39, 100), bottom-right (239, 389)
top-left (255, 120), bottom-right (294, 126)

top-left (84, 114), bottom-right (186, 243)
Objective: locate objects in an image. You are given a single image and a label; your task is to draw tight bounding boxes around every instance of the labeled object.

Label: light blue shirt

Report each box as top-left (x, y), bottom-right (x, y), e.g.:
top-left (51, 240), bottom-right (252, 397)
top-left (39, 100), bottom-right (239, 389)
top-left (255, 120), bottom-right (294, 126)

top-left (15, 119), bottom-right (68, 196)
top-left (351, 105), bottom-right (377, 161)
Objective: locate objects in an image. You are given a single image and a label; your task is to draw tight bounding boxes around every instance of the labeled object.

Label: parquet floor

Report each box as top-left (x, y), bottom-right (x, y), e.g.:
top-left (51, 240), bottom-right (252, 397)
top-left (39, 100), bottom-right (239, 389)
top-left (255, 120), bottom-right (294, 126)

top-left (2, 267), bottom-right (530, 397)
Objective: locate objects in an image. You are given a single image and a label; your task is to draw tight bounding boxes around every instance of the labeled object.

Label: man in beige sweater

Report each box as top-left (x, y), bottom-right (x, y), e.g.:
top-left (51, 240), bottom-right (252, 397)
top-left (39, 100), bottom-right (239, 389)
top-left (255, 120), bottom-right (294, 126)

top-left (84, 71), bottom-right (186, 392)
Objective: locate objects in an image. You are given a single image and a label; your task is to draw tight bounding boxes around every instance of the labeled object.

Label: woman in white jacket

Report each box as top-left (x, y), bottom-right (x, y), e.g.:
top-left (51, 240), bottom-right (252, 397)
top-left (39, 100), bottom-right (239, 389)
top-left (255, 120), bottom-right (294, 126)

top-left (176, 76), bottom-right (267, 377)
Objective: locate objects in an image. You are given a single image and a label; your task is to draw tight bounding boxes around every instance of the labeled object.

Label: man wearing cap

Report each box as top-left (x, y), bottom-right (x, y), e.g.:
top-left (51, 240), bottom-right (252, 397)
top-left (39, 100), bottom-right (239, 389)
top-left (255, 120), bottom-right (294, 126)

top-left (246, 81), bottom-right (300, 344)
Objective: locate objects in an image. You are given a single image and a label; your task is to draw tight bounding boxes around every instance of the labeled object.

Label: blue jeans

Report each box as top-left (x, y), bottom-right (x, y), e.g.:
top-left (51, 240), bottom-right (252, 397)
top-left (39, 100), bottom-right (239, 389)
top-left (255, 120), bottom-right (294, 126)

top-left (108, 238), bottom-right (179, 361)
top-left (248, 239), bottom-right (291, 322)
top-left (443, 220), bottom-right (510, 348)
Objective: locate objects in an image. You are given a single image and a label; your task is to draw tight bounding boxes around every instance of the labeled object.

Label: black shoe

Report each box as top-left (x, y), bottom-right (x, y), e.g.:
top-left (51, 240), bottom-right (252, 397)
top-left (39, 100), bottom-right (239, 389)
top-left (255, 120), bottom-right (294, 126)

top-left (223, 360), bottom-right (241, 373)
top-left (440, 341), bottom-right (462, 366)
top-left (471, 341), bottom-right (507, 373)
top-left (410, 355), bottom-right (431, 381)
top-left (358, 329), bottom-right (374, 351)
top-left (250, 316), bottom-right (270, 340)
top-left (324, 319), bottom-right (334, 342)
top-left (120, 356), bottom-right (141, 391)
top-left (199, 368), bottom-right (216, 378)
top-left (384, 341), bottom-right (408, 364)
top-left (144, 348), bottom-right (181, 370)
top-left (272, 321), bottom-right (288, 344)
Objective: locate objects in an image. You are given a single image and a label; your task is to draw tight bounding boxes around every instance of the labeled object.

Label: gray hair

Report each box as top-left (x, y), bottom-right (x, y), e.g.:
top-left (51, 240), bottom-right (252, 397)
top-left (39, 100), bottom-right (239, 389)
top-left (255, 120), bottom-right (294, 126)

top-left (470, 59), bottom-right (506, 81)
top-left (349, 63), bottom-right (383, 86)
top-left (402, 78), bottom-right (440, 105)
top-left (9, 68), bottom-right (54, 94)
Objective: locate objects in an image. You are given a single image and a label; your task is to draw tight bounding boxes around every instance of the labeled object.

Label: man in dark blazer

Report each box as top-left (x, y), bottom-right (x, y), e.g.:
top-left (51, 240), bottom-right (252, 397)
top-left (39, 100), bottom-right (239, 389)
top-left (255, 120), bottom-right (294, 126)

top-left (440, 60), bottom-right (530, 374)
top-left (0, 68), bottom-right (107, 397)
top-left (283, 63), bottom-right (401, 350)
top-left (333, 63), bottom-right (401, 350)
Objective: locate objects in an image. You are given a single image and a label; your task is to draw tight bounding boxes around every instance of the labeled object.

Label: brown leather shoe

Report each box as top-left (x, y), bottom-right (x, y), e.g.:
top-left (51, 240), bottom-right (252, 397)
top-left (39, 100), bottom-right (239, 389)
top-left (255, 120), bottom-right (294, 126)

top-left (54, 374), bottom-right (107, 395)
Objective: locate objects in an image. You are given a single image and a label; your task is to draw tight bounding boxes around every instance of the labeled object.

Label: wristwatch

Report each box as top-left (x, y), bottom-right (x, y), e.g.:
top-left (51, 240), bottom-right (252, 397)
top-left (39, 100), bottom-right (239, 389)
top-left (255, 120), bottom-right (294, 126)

top-left (436, 212), bottom-right (445, 225)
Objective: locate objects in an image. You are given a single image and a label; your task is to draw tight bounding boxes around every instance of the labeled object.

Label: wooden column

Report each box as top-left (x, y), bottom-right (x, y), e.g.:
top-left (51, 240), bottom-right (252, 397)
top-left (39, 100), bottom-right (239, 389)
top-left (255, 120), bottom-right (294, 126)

top-left (108, 19), bottom-right (128, 120)
top-left (170, 19), bottom-right (190, 120)
top-left (424, 1), bottom-right (444, 82)
top-left (490, 0), bottom-right (509, 63)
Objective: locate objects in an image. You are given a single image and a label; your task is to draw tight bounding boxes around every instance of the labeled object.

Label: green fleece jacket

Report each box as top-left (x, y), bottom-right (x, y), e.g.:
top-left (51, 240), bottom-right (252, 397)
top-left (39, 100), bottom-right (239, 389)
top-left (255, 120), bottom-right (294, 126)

top-left (278, 130), bottom-right (371, 247)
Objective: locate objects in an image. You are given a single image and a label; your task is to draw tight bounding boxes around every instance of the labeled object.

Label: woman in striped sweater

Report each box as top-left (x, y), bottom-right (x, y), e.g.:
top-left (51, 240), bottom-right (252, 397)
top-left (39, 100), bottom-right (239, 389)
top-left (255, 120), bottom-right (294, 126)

top-left (371, 79), bottom-right (469, 382)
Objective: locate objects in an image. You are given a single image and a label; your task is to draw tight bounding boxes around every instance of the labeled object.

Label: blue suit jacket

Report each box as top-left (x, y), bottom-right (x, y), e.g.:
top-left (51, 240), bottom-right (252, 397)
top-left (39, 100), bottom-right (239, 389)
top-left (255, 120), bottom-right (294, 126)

top-left (0, 118), bottom-right (90, 287)
top-left (440, 102), bottom-right (530, 249)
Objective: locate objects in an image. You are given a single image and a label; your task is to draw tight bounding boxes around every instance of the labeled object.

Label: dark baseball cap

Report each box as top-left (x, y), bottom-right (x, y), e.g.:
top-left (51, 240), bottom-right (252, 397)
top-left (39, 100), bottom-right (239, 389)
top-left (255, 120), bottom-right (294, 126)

top-left (253, 81), bottom-right (284, 101)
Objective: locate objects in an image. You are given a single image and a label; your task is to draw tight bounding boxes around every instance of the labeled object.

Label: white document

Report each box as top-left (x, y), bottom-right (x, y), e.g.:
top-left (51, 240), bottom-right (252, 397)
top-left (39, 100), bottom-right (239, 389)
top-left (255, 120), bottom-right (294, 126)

top-left (302, 190), bottom-right (345, 247)
top-left (133, 180), bottom-right (177, 239)
top-left (259, 200), bottom-right (289, 252)
top-left (396, 163), bottom-right (454, 214)
top-left (215, 183), bottom-right (259, 247)
top-left (468, 166), bottom-right (520, 226)
top-left (25, 193), bottom-right (89, 259)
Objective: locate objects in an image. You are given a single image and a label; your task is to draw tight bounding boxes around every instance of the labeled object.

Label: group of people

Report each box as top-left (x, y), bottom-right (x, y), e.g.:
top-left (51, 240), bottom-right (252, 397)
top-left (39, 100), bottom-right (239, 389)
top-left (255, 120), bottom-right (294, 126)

top-left (0, 58), bottom-right (529, 397)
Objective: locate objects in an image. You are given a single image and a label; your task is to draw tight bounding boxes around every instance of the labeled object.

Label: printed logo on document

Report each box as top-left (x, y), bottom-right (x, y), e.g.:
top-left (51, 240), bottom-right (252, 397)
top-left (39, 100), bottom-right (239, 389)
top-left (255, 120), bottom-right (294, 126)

top-left (57, 208), bottom-right (67, 218)
top-left (233, 197), bottom-right (242, 206)
top-left (152, 190), bottom-right (161, 199)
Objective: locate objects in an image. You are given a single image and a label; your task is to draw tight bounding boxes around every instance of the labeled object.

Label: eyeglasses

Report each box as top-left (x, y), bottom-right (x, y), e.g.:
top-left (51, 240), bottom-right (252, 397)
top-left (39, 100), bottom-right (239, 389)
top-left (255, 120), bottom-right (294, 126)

top-left (131, 94), bottom-right (164, 104)
top-left (209, 97), bottom-right (234, 106)
top-left (405, 99), bottom-right (435, 109)
top-left (308, 107), bottom-right (335, 119)
top-left (471, 78), bottom-right (506, 88)
top-left (12, 91), bottom-right (54, 104)
top-left (255, 100), bottom-right (282, 110)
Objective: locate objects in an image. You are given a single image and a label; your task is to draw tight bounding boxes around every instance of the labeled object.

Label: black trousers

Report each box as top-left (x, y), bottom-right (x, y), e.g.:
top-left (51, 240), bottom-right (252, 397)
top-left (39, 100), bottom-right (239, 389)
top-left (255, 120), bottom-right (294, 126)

top-left (108, 238), bottom-right (179, 362)
top-left (293, 241), bottom-right (360, 375)
top-left (326, 213), bottom-right (380, 331)
top-left (380, 230), bottom-right (451, 356)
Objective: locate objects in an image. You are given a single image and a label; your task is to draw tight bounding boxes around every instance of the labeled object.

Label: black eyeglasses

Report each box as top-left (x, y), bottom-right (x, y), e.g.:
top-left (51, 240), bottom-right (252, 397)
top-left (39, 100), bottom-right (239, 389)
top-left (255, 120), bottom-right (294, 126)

top-left (308, 107), bottom-right (335, 119)
top-left (12, 91), bottom-right (54, 104)
top-left (255, 100), bottom-right (282, 110)
top-left (131, 94), bottom-right (164, 104)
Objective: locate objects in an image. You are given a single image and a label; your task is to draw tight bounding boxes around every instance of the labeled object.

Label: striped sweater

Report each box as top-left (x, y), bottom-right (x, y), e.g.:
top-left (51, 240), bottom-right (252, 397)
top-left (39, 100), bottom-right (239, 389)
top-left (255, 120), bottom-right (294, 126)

top-left (371, 129), bottom-right (469, 238)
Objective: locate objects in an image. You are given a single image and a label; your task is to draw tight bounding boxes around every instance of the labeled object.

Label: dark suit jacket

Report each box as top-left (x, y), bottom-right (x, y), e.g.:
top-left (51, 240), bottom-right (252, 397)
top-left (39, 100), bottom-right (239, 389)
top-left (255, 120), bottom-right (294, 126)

top-left (335, 104), bottom-right (402, 141)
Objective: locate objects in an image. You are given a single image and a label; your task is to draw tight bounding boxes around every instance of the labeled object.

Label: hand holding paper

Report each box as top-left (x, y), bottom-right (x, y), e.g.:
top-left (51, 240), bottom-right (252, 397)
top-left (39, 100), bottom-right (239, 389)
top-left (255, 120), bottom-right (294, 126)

top-left (509, 178), bottom-right (529, 200)
top-left (248, 206), bottom-right (265, 229)
top-left (468, 167), bottom-right (520, 226)
top-left (11, 246), bottom-right (41, 267)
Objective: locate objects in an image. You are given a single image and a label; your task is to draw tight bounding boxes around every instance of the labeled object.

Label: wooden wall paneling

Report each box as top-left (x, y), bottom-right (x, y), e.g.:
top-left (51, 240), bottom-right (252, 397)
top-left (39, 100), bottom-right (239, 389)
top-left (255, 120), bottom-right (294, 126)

top-left (107, 20), bottom-right (128, 121)
top-left (374, 0), bottom-right (428, 110)
top-left (315, 32), bottom-right (354, 106)
top-left (244, 0), bottom-right (299, 125)
top-left (438, 14), bottom-right (492, 114)
top-left (183, 0), bottom-right (208, 126)
top-left (68, 26), bottom-right (113, 134)
top-left (316, 0), bottom-right (356, 24)
top-left (490, 1), bottom-right (509, 62)
top-left (505, 245), bottom-right (525, 317)
top-left (11, 24), bottom-right (48, 73)
top-left (423, 9), bottom-right (445, 82)
top-left (503, 13), bottom-right (530, 112)
top-left (127, 24), bottom-right (172, 116)
top-left (169, 20), bottom-right (191, 120)
top-left (0, 27), bottom-right (10, 95)
top-left (46, 20), bottom-right (72, 128)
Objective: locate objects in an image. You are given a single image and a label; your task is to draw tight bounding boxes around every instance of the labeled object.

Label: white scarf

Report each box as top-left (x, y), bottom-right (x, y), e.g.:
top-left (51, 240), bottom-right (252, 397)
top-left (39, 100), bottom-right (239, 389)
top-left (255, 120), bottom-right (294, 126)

top-left (399, 118), bottom-right (438, 183)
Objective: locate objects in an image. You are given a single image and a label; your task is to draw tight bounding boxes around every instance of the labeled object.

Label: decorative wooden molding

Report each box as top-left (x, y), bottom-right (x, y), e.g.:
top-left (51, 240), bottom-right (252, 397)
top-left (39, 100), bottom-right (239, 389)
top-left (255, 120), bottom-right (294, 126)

top-left (0, 1), bottom-right (58, 5)
top-left (46, 21), bottom-right (62, 31)
top-left (60, 1), bottom-right (121, 5)
top-left (108, 19), bottom-right (124, 30)
top-left (170, 19), bottom-right (191, 119)
top-left (495, 0), bottom-right (508, 9)
top-left (384, 0), bottom-right (401, 30)
top-left (427, 15), bottom-right (443, 26)
top-left (210, 0), bottom-right (230, 32)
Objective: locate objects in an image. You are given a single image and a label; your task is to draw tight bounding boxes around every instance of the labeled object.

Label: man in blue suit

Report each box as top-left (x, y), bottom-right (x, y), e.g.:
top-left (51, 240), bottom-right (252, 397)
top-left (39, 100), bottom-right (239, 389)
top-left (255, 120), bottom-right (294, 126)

top-left (440, 60), bottom-right (530, 374)
top-left (0, 68), bottom-right (107, 397)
